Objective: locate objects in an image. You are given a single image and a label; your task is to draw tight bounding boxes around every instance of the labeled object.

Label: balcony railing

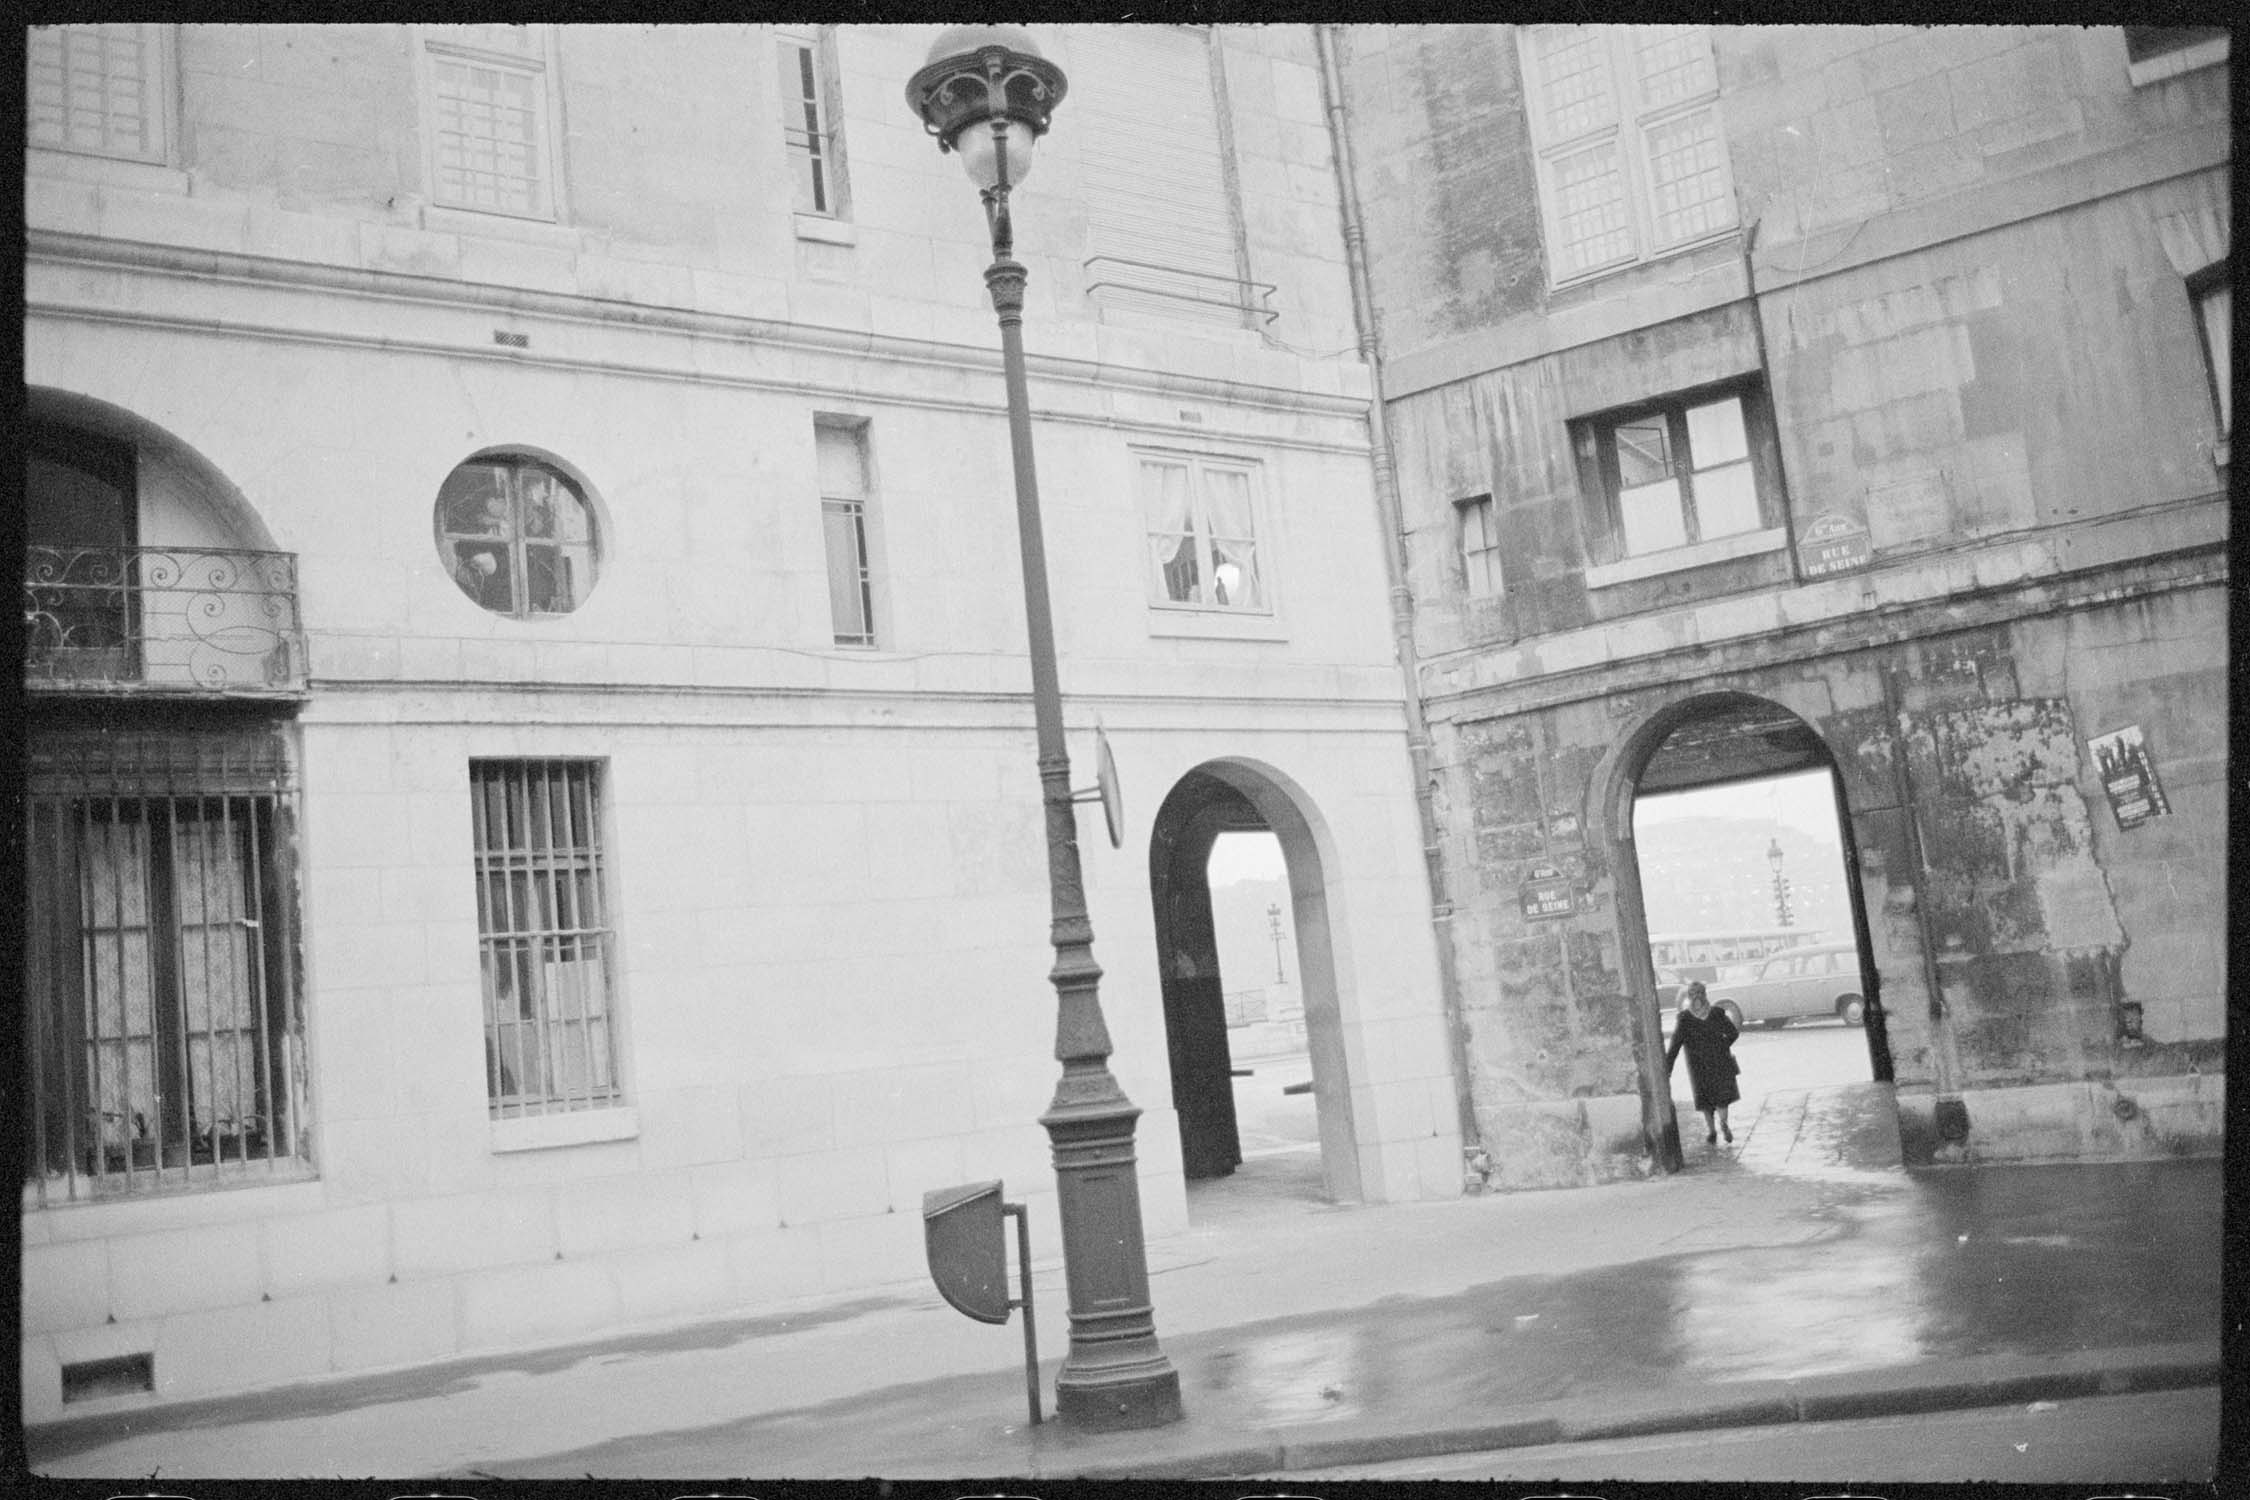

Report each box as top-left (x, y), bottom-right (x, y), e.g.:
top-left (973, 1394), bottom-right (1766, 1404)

top-left (1083, 255), bottom-right (1280, 329)
top-left (23, 546), bottom-right (307, 694)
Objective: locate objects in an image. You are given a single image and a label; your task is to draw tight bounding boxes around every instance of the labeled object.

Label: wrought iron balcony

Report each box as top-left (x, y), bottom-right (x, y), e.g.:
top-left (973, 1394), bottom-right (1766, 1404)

top-left (23, 546), bottom-right (307, 695)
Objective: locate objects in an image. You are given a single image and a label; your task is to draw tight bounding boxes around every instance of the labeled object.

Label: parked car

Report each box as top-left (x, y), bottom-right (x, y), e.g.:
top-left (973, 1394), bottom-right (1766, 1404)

top-left (1705, 942), bottom-right (1868, 1028)
top-left (1654, 965), bottom-right (1686, 1010)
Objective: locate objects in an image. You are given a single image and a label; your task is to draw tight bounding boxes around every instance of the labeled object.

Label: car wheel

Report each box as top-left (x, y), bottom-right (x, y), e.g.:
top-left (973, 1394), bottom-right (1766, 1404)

top-left (1717, 1001), bottom-right (1744, 1028)
top-left (1837, 994), bottom-right (1865, 1026)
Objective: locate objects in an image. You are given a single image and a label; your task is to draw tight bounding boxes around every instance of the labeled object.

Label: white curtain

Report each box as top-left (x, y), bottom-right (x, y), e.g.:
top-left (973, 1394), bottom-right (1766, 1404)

top-left (1142, 461), bottom-right (1199, 602)
top-left (1202, 467), bottom-right (1260, 608)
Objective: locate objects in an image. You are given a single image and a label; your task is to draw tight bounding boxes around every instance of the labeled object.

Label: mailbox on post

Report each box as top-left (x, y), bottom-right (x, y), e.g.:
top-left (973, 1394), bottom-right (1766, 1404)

top-left (923, 1179), bottom-right (1040, 1424)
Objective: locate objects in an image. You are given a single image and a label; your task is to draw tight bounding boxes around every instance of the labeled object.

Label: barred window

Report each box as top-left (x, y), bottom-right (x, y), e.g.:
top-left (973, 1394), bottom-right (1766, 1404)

top-left (1520, 25), bottom-right (1736, 285)
top-left (471, 760), bottom-right (621, 1116)
top-left (422, 25), bottom-right (555, 219)
top-left (22, 731), bottom-right (308, 1205)
top-left (26, 23), bottom-right (170, 164)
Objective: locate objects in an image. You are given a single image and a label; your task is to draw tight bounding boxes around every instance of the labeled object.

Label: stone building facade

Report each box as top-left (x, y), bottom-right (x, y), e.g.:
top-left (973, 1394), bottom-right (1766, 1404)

top-left (1331, 24), bottom-right (2229, 1186)
top-left (19, 23), bottom-right (1462, 1421)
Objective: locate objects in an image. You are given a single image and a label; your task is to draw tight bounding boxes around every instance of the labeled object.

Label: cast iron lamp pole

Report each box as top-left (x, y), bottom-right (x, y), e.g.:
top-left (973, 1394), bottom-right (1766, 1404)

top-left (1768, 837), bottom-right (1793, 927)
top-left (906, 26), bottom-right (1183, 1432)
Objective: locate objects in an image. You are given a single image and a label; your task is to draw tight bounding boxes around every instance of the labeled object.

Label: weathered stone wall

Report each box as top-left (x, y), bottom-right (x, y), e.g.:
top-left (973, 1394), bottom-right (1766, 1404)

top-left (1437, 589), bottom-right (2226, 1183)
top-left (1342, 25), bottom-right (2230, 366)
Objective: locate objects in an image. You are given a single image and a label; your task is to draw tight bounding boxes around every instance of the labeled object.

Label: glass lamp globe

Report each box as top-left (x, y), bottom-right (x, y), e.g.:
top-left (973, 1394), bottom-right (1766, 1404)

top-left (956, 117), bottom-right (1039, 190)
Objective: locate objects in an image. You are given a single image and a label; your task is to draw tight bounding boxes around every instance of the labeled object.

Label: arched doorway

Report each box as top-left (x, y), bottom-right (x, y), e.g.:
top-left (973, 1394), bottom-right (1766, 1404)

top-left (1148, 760), bottom-right (1360, 1208)
top-left (1595, 692), bottom-right (1897, 1171)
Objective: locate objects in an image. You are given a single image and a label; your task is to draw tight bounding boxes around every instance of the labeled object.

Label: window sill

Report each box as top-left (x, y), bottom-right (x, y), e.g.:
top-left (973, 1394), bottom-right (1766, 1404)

top-left (421, 202), bottom-right (571, 243)
top-left (1547, 225), bottom-right (1743, 296)
top-left (26, 147), bottom-right (189, 195)
top-left (1584, 526), bottom-right (1788, 589)
top-left (2127, 39), bottom-right (2228, 87)
top-left (794, 214), bottom-right (857, 246)
top-left (1146, 606), bottom-right (1290, 642)
top-left (21, 1172), bottom-right (324, 1240)
top-left (490, 1105), bottom-right (638, 1153)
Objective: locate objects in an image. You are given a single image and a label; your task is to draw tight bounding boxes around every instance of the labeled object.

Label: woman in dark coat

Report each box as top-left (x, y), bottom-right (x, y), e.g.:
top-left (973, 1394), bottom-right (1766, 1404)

top-left (1665, 981), bottom-right (1741, 1145)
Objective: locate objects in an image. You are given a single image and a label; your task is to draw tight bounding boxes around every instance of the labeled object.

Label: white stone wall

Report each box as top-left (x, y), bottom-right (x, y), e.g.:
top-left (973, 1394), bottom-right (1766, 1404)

top-left (21, 23), bottom-right (1456, 1421)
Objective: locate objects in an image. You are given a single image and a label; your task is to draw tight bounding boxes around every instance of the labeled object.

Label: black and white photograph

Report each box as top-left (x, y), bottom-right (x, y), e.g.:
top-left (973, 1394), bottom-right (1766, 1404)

top-left (16, 21), bottom-right (2228, 1492)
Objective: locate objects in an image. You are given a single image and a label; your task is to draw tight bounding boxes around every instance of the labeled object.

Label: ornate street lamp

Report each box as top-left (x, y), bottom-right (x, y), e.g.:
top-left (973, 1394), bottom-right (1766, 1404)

top-left (1768, 837), bottom-right (1793, 927)
top-left (906, 27), bottom-right (1183, 1432)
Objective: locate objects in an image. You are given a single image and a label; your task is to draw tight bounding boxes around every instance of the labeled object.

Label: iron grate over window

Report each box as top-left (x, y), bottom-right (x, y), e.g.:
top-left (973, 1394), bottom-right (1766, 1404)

top-left (470, 759), bottom-right (622, 1116)
top-left (22, 728), bottom-right (308, 1205)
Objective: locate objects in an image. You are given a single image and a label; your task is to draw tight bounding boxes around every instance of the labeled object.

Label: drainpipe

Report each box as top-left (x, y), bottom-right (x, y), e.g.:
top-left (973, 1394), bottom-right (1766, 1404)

top-left (1315, 26), bottom-right (1487, 1185)
top-left (1738, 214), bottom-right (1803, 571)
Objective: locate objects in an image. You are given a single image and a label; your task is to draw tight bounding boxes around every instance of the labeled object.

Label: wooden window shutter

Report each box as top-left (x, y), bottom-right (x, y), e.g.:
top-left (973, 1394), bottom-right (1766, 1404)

top-left (1071, 26), bottom-right (1247, 327)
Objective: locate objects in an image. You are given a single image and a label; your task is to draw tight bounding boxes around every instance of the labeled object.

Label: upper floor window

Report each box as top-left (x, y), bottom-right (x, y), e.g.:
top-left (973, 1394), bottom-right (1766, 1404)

top-left (817, 419), bottom-right (877, 647)
top-left (1519, 25), bottom-right (1736, 286)
top-left (1139, 451), bottom-right (1267, 612)
top-left (26, 23), bottom-right (171, 164)
top-left (420, 25), bottom-right (557, 220)
top-left (2123, 26), bottom-right (2229, 86)
top-left (1457, 494), bottom-right (1503, 598)
top-left (2185, 264), bottom-right (2231, 471)
top-left (777, 25), bottom-right (847, 218)
top-left (1573, 382), bottom-right (1784, 571)
top-left (436, 453), bottom-right (601, 618)
top-left (2189, 265), bottom-right (2230, 445)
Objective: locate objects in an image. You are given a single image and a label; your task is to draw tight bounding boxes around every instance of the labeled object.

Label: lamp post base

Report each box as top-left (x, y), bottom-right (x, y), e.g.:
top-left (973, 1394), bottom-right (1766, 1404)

top-left (1043, 1074), bottom-right (1184, 1431)
top-left (1055, 1361), bottom-right (1184, 1432)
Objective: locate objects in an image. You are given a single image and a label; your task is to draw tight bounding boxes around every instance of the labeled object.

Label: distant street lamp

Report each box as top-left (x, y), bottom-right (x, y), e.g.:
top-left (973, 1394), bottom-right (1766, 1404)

top-left (905, 26), bottom-right (1182, 1433)
top-left (1768, 837), bottom-right (1793, 927)
top-left (1267, 901), bottom-right (1286, 982)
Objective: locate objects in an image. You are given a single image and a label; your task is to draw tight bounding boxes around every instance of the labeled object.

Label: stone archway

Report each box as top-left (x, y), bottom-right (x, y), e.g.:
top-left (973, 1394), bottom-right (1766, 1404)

top-left (1148, 758), bottom-right (1362, 1204)
top-left (1589, 691), bottom-right (1895, 1172)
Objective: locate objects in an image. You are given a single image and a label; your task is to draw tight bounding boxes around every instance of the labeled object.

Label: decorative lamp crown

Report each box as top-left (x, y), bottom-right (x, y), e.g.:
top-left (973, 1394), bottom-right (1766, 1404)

top-left (905, 26), bottom-right (1067, 189)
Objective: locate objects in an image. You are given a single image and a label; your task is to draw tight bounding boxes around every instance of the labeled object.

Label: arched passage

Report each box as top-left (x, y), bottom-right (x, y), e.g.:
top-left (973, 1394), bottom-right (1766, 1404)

top-left (27, 387), bottom-right (281, 553)
top-left (1148, 758), bottom-right (1361, 1207)
top-left (1592, 692), bottom-right (1896, 1172)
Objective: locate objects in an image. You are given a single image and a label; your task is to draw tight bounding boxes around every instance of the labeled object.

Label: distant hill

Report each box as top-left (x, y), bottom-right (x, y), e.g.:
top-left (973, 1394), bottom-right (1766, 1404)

top-left (1633, 814), bottom-right (1845, 937)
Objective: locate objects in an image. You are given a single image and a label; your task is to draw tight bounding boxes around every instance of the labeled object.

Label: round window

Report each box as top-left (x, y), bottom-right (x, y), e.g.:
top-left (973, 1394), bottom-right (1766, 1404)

top-left (435, 454), bottom-right (600, 617)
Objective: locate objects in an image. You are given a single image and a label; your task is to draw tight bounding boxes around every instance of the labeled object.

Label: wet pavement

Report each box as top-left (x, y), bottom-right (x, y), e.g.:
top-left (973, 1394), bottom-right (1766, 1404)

top-left (26, 1082), bottom-right (2226, 1483)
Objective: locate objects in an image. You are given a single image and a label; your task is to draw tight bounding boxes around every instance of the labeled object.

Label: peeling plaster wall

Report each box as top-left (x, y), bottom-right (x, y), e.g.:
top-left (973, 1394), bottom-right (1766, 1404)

top-left (1437, 594), bottom-right (2225, 1185)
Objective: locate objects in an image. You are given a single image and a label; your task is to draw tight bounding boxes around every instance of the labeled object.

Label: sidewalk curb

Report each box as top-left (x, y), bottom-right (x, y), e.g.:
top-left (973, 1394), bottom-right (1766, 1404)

top-left (1045, 1344), bottom-right (2220, 1479)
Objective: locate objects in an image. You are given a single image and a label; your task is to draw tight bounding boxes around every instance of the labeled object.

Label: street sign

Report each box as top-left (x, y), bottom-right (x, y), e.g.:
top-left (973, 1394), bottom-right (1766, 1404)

top-left (1520, 863), bottom-right (1574, 921)
top-left (1798, 512), bottom-right (1872, 578)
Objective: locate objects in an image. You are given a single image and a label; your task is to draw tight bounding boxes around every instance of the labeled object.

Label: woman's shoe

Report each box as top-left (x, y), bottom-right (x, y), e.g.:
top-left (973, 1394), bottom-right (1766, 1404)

top-left (1721, 1123), bottom-right (1732, 1142)
top-left (1706, 1130), bottom-right (1717, 1144)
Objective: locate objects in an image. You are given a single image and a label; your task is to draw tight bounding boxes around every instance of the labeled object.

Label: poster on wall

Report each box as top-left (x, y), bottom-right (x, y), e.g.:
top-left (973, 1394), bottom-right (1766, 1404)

top-left (2088, 724), bottom-right (2171, 829)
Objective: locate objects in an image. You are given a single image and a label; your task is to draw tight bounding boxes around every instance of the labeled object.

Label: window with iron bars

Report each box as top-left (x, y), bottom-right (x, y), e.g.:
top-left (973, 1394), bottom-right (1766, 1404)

top-left (471, 760), bottom-right (622, 1115)
top-left (22, 729), bottom-right (308, 1205)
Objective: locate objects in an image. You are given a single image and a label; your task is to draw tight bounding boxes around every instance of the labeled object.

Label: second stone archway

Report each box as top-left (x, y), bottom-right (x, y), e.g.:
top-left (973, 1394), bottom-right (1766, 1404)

top-left (1148, 758), bottom-right (1362, 1205)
